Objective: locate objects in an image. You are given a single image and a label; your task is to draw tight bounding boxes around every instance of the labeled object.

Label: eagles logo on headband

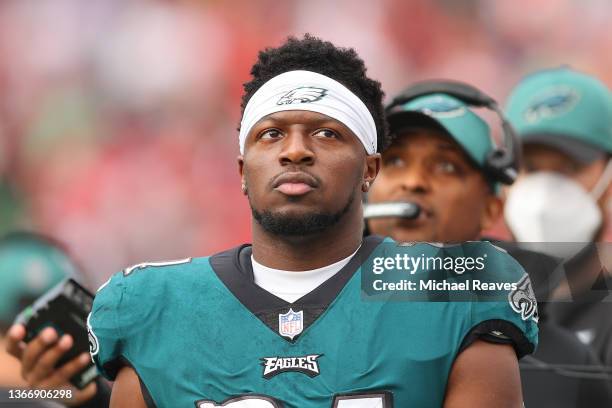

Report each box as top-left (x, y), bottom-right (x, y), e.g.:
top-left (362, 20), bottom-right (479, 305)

top-left (277, 87), bottom-right (328, 105)
top-left (239, 70), bottom-right (377, 155)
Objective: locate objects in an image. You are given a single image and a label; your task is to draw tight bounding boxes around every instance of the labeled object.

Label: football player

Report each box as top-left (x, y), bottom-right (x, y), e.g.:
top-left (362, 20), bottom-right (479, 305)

top-left (7, 36), bottom-right (537, 407)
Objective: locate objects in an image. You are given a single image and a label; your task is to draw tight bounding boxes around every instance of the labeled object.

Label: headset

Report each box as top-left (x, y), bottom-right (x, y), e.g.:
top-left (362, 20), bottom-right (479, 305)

top-left (385, 79), bottom-right (522, 185)
top-left (364, 80), bottom-right (521, 225)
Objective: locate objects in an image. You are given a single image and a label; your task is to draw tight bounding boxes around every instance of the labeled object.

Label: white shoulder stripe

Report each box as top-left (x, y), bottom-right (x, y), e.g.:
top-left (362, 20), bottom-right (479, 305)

top-left (123, 257), bottom-right (192, 276)
top-left (96, 277), bottom-right (111, 293)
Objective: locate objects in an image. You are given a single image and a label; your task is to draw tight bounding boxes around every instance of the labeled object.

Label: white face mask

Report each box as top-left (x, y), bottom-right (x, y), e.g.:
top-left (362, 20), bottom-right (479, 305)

top-left (504, 160), bottom-right (612, 246)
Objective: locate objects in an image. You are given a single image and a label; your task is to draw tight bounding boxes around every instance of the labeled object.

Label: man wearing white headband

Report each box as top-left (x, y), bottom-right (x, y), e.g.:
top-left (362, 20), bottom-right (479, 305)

top-left (9, 36), bottom-right (536, 407)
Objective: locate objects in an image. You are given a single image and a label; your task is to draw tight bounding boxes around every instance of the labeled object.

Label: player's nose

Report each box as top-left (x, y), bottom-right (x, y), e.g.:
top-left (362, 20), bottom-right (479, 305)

top-left (278, 131), bottom-right (315, 166)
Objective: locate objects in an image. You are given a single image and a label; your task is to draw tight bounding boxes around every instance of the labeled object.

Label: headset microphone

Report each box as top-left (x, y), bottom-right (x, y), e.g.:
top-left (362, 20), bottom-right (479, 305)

top-left (363, 202), bottom-right (421, 220)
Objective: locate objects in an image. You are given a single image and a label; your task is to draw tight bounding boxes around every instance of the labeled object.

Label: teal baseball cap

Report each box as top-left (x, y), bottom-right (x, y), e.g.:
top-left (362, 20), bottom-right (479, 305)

top-left (0, 232), bottom-right (76, 330)
top-left (387, 93), bottom-right (494, 169)
top-left (505, 67), bottom-right (612, 163)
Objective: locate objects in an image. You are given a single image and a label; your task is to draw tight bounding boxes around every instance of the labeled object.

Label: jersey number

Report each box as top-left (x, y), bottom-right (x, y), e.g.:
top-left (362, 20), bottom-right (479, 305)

top-left (196, 391), bottom-right (392, 407)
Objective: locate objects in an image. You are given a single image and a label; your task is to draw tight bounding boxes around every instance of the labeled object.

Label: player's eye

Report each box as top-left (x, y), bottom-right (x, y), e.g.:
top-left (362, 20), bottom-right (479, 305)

top-left (259, 129), bottom-right (283, 140)
top-left (313, 128), bottom-right (338, 139)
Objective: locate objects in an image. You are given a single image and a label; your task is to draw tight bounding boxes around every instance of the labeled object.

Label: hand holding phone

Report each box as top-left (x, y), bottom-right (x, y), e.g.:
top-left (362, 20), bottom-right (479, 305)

top-left (6, 279), bottom-right (101, 404)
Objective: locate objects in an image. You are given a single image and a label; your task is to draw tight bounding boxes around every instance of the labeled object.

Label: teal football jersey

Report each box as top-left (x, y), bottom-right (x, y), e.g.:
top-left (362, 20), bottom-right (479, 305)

top-left (88, 236), bottom-right (538, 407)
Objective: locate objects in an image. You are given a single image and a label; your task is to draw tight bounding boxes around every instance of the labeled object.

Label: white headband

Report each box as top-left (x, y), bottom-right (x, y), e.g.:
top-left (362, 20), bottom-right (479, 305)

top-left (239, 70), bottom-right (377, 155)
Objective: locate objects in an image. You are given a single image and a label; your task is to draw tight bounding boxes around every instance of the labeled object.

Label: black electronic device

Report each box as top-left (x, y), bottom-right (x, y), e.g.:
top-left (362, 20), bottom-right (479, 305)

top-left (15, 278), bottom-right (98, 389)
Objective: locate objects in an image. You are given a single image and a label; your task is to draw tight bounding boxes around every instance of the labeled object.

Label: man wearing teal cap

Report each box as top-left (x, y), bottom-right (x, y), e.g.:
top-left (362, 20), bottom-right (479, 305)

top-left (367, 92), bottom-right (503, 243)
top-left (505, 67), bottom-right (612, 367)
top-left (505, 66), bottom-right (612, 244)
top-left (367, 84), bottom-right (612, 407)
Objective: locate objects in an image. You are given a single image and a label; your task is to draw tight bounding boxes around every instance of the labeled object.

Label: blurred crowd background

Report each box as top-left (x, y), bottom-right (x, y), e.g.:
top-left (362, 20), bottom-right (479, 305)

top-left (1, 0), bottom-right (611, 286)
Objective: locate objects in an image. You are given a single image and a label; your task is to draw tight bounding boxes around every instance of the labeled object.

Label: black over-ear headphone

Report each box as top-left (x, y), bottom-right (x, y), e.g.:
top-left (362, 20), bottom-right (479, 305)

top-left (385, 80), bottom-right (521, 185)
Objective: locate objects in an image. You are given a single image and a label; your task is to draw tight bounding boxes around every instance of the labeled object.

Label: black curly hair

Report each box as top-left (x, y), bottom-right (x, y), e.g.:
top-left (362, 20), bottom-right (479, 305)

top-left (241, 34), bottom-right (390, 152)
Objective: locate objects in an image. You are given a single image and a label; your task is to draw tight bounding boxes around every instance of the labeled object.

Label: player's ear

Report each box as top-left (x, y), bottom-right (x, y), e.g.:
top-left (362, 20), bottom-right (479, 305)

top-left (238, 155), bottom-right (245, 178)
top-left (364, 153), bottom-right (382, 185)
top-left (237, 155), bottom-right (247, 194)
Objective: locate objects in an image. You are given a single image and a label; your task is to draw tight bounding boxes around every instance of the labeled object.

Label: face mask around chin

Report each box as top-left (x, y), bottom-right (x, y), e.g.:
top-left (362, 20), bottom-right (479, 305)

top-left (504, 172), bottom-right (603, 248)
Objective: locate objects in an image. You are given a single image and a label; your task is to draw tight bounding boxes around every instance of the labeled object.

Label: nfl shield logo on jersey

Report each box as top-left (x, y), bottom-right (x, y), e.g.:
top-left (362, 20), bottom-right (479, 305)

top-left (278, 308), bottom-right (304, 340)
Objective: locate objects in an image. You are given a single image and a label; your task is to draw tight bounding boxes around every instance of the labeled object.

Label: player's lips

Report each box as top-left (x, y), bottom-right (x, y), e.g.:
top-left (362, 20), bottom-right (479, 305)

top-left (272, 172), bottom-right (319, 196)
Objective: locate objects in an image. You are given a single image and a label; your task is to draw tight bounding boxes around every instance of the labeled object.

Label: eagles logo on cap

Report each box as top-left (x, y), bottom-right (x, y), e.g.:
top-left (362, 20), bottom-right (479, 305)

top-left (412, 95), bottom-right (467, 119)
top-left (523, 86), bottom-right (580, 124)
top-left (277, 87), bottom-right (328, 105)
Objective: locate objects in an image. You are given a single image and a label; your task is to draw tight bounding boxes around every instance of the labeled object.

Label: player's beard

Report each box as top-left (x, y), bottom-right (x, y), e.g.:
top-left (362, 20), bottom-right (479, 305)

top-left (250, 191), bottom-right (355, 237)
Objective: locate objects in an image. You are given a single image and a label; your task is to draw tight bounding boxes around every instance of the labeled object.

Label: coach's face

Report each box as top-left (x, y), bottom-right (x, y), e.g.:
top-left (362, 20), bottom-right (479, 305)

top-left (367, 128), bottom-right (501, 243)
top-left (239, 110), bottom-right (379, 236)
